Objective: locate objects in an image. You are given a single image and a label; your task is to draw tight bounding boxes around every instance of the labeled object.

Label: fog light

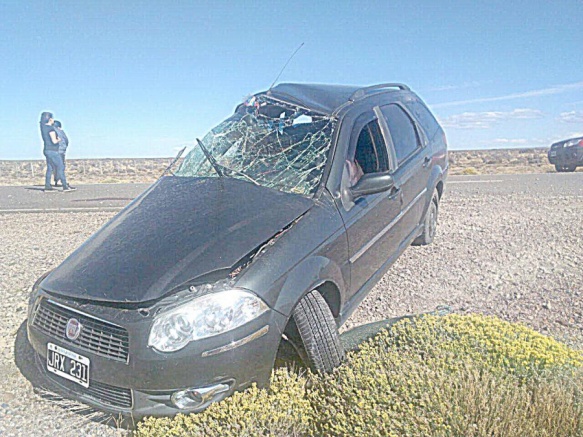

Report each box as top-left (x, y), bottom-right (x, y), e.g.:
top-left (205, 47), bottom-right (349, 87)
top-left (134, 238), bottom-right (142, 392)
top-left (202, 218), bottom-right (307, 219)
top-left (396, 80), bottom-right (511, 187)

top-left (171, 383), bottom-right (230, 410)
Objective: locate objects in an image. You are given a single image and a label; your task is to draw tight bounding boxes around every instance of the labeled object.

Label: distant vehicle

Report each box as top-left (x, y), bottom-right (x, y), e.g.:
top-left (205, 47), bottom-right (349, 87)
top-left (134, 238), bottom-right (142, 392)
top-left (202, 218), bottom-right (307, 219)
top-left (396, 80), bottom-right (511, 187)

top-left (548, 136), bottom-right (583, 172)
top-left (27, 82), bottom-right (447, 419)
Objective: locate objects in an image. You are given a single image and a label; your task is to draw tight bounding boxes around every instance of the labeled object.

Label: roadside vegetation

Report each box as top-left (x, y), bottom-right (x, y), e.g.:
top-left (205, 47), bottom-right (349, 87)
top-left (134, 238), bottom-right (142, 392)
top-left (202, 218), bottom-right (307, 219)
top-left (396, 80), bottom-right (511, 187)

top-left (2, 149), bottom-right (582, 186)
top-left (136, 314), bottom-right (583, 437)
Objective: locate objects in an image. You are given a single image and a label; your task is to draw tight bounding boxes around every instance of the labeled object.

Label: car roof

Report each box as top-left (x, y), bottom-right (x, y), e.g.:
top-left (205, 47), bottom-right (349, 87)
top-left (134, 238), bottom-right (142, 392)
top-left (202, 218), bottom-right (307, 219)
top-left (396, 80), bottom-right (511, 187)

top-left (262, 82), bottom-right (411, 116)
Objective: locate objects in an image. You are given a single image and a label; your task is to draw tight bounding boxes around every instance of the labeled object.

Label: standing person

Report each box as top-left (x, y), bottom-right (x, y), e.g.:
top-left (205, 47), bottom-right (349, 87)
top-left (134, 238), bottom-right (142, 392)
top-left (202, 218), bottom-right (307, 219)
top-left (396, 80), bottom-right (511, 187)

top-left (53, 120), bottom-right (69, 187)
top-left (39, 112), bottom-right (75, 192)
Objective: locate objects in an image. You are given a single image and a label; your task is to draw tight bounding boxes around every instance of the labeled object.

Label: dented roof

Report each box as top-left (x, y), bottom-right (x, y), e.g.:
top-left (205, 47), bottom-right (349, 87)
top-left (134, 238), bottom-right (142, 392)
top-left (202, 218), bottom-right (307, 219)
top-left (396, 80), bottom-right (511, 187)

top-left (264, 83), bottom-right (363, 116)
top-left (263, 82), bottom-right (411, 116)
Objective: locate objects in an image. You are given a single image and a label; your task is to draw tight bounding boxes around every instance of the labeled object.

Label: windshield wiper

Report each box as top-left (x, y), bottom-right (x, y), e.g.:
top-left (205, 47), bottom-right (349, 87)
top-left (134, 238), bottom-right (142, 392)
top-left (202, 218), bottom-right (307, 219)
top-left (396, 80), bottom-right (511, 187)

top-left (220, 165), bottom-right (260, 186)
top-left (161, 146), bottom-right (187, 177)
top-left (196, 138), bottom-right (259, 186)
top-left (196, 138), bottom-right (224, 177)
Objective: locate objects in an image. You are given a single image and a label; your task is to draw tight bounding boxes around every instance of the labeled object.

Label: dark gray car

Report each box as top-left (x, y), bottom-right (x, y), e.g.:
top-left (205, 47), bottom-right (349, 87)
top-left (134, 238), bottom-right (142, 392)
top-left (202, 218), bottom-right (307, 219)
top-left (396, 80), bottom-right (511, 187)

top-left (27, 83), bottom-right (448, 418)
top-left (548, 136), bottom-right (583, 172)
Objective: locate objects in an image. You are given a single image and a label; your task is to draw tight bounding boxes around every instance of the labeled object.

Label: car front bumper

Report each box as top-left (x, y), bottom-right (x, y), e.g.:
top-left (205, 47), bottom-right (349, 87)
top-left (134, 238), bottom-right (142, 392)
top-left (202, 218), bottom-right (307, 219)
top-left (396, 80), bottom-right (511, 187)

top-left (27, 291), bottom-right (287, 419)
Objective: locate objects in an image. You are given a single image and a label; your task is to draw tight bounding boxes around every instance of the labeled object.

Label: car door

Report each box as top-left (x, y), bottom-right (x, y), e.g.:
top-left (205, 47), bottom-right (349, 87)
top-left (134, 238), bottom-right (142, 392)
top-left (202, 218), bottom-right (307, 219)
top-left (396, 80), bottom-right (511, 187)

top-left (379, 103), bottom-right (430, 239)
top-left (336, 110), bottom-right (403, 297)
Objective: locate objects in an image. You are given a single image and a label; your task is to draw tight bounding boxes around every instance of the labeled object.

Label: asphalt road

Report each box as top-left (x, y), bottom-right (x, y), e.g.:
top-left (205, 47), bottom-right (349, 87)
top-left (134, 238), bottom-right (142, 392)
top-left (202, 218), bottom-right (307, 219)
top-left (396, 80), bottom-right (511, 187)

top-left (0, 173), bottom-right (581, 213)
top-left (446, 172), bottom-right (583, 196)
top-left (0, 183), bottom-right (150, 213)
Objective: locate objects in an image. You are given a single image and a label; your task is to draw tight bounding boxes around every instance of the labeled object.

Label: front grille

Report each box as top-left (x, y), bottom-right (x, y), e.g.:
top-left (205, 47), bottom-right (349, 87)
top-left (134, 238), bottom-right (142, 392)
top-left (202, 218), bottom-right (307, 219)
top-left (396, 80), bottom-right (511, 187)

top-left (33, 299), bottom-right (130, 363)
top-left (46, 370), bottom-right (133, 409)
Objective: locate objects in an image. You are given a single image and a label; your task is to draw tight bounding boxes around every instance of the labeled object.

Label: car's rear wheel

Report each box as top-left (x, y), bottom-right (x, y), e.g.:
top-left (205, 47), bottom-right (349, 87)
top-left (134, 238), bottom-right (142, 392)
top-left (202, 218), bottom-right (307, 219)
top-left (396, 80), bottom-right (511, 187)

top-left (413, 190), bottom-right (439, 246)
top-left (289, 290), bottom-right (344, 373)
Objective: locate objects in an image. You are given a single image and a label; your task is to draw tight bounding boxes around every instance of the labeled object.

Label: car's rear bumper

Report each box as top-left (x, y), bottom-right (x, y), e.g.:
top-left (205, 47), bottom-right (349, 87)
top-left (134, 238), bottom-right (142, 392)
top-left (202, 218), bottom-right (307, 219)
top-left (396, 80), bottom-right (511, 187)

top-left (548, 148), bottom-right (583, 165)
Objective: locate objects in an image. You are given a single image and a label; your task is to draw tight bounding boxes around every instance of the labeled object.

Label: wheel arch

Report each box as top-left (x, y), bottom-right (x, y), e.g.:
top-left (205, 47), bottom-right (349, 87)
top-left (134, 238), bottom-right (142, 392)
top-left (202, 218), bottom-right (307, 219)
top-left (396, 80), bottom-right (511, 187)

top-left (272, 255), bottom-right (347, 320)
top-left (436, 180), bottom-right (444, 199)
top-left (419, 165), bottom-right (446, 219)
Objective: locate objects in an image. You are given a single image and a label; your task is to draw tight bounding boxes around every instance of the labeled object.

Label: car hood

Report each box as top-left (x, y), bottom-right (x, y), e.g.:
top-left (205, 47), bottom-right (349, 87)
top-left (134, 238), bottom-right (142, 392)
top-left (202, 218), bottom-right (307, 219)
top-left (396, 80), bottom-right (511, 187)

top-left (41, 176), bottom-right (313, 303)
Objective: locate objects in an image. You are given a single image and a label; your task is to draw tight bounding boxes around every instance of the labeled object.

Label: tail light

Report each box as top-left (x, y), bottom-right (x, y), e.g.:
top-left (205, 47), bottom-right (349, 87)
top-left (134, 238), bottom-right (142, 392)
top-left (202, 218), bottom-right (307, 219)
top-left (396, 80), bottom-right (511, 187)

top-left (578, 139), bottom-right (583, 147)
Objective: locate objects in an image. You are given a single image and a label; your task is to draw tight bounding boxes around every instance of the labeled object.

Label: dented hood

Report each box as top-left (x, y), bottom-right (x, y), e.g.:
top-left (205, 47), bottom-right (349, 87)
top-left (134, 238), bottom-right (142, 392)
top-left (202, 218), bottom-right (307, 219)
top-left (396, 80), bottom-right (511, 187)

top-left (41, 177), bottom-right (313, 303)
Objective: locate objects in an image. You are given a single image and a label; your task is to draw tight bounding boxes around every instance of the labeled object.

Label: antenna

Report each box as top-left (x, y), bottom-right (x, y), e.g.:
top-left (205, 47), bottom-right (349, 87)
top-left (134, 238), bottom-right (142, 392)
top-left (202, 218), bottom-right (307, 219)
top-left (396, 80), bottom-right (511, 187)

top-left (269, 42), bottom-right (305, 90)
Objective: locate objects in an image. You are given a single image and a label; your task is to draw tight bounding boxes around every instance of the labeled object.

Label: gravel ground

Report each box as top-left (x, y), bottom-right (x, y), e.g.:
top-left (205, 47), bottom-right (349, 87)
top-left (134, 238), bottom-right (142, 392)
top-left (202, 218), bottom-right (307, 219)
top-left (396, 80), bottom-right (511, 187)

top-left (0, 184), bottom-right (581, 436)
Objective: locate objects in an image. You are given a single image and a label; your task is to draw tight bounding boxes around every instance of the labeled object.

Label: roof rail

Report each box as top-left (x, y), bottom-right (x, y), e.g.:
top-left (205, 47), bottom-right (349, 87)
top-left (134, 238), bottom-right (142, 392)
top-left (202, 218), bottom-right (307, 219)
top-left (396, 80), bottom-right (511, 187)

top-left (349, 83), bottom-right (411, 101)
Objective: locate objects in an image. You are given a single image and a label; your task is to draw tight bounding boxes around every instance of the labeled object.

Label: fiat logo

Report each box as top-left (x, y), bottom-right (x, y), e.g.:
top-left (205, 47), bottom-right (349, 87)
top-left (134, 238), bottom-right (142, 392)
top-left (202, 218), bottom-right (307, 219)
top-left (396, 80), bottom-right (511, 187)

top-left (65, 318), bottom-right (83, 341)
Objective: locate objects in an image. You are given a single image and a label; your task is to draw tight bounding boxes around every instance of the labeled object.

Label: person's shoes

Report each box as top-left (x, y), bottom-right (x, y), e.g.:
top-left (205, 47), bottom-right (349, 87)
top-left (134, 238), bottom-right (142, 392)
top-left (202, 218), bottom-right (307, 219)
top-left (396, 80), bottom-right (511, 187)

top-left (44, 187), bottom-right (58, 192)
top-left (62, 185), bottom-right (77, 192)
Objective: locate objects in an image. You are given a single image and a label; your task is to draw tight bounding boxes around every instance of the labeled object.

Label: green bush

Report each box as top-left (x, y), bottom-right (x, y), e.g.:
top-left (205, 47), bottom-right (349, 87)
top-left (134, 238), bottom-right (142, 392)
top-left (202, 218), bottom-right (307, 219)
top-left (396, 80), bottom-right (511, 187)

top-left (136, 315), bottom-right (583, 437)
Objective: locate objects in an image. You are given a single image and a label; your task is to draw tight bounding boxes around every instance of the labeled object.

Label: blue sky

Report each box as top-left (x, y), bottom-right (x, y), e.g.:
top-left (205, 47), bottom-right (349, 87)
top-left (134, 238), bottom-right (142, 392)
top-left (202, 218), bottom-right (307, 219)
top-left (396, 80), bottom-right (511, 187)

top-left (1, 0), bottom-right (582, 160)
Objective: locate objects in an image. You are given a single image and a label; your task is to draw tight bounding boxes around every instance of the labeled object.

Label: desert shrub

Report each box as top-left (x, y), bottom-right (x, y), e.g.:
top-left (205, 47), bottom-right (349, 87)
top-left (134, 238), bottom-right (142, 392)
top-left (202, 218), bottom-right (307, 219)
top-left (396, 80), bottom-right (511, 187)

top-left (461, 166), bottom-right (479, 175)
top-left (309, 315), bottom-right (582, 437)
top-left (136, 315), bottom-right (583, 437)
top-left (136, 368), bottom-right (312, 437)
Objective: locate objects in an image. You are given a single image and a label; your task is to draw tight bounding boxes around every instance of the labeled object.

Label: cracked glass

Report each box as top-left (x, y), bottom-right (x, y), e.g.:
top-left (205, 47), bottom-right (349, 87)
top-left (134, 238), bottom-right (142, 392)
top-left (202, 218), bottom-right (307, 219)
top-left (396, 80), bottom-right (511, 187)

top-left (175, 96), bottom-right (336, 196)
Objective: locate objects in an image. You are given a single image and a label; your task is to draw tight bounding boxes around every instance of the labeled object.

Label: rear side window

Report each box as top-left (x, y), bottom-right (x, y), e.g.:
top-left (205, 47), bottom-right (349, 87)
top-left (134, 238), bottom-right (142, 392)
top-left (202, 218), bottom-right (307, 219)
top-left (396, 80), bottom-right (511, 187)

top-left (381, 104), bottom-right (420, 165)
top-left (405, 100), bottom-right (441, 140)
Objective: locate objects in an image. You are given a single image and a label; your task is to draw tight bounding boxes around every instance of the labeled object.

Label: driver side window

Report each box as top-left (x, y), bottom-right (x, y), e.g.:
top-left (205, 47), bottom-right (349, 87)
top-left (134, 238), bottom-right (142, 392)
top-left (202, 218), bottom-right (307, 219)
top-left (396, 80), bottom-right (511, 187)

top-left (346, 119), bottom-right (389, 186)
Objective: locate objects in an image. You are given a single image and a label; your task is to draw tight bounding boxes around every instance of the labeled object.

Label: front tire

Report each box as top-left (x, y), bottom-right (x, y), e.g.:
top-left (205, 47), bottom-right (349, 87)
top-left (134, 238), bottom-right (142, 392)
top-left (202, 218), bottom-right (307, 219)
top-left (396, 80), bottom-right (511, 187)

top-left (291, 290), bottom-right (344, 373)
top-left (413, 191), bottom-right (439, 246)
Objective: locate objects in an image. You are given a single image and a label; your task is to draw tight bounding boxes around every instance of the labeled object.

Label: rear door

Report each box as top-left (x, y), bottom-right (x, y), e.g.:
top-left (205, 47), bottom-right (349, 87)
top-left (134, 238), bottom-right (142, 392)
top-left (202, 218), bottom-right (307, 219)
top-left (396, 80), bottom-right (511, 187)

top-left (379, 104), bottom-right (430, 237)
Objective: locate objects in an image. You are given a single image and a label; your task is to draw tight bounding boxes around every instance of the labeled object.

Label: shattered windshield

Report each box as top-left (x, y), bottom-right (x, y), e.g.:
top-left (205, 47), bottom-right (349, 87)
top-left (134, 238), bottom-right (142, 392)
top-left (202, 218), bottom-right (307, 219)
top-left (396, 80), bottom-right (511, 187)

top-left (175, 96), bottom-right (336, 196)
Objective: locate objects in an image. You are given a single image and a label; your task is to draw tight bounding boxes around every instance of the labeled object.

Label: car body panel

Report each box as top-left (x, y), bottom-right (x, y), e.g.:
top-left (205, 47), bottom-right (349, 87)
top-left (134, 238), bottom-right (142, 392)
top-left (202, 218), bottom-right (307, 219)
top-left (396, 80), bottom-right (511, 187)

top-left (235, 190), bottom-right (349, 317)
top-left (40, 176), bottom-right (313, 303)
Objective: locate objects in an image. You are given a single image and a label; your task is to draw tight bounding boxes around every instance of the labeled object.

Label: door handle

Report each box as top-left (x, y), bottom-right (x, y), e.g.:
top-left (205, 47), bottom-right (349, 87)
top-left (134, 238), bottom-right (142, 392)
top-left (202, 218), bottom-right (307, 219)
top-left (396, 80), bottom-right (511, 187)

top-left (423, 156), bottom-right (431, 167)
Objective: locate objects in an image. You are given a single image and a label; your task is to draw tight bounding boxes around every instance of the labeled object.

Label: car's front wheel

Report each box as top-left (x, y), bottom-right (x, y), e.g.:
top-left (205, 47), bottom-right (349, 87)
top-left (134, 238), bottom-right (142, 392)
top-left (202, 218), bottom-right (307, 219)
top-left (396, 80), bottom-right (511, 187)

top-left (289, 290), bottom-right (344, 373)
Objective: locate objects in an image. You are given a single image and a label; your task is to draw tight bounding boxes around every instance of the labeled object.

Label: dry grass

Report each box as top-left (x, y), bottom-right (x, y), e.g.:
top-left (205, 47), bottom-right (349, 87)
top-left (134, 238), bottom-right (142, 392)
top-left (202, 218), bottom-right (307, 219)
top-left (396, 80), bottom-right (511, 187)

top-left (447, 148), bottom-right (562, 176)
top-left (0, 158), bottom-right (170, 186)
top-left (1, 148), bottom-right (578, 186)
top-left (136, 315), bottom-right (583, 437)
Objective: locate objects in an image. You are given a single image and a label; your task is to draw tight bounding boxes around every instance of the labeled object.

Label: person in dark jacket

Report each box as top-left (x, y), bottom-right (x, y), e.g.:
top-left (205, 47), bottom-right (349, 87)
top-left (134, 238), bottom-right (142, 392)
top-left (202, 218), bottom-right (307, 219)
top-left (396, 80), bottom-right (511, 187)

top-left (53, 120), bottom-right (69, 187)
top-left (39, 112), bottom-right (75, 192)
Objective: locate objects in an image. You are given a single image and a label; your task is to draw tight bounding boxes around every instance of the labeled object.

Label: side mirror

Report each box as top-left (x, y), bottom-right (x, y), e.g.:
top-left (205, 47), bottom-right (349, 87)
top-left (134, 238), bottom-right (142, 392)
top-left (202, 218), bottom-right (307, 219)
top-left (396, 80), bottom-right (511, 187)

top-left (349, 172), bottom-right (395, 201)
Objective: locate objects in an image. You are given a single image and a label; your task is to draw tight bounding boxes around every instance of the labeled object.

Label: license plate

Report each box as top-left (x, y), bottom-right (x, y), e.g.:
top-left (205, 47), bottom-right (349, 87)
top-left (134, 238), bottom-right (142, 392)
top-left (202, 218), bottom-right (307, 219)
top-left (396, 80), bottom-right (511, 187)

top-left (47, 343), bottom-right (90, 388)
top-left (550, 151), bottom-right (557, 157)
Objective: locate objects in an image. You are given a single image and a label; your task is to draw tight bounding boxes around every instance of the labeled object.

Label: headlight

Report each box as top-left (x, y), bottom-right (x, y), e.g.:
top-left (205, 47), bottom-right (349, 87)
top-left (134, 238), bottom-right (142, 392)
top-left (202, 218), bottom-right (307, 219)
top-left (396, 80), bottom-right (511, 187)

top-left (148, 289), bottom-right (269, 353)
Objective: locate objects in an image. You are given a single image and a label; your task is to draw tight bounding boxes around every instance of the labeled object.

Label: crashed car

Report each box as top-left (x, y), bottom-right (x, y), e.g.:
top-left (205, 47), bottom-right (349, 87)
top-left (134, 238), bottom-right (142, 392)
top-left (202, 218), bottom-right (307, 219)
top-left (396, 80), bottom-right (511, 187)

top-left (548, 136), bottom-right (583, 172)
top-left (27, 82), bottom-right (448, 418)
